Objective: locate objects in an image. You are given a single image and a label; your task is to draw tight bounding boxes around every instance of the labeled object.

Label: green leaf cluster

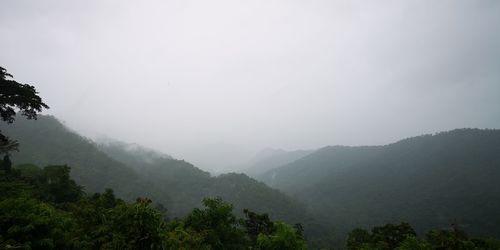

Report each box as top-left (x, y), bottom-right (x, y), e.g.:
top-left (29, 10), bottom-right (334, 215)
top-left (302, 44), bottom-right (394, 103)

top-left (347, 223), bottom-right (500, 250)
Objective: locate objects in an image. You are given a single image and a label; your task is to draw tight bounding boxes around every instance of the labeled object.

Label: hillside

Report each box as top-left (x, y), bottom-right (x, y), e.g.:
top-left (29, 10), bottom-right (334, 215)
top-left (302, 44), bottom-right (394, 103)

top-left (243, 148), bottom-right (314, 177)
top-left (7, 116), bottom-right (500, 248)
top-left (260, 129), bottom-right (500, 243)
top-left (0, 115), bottom-right (329, 246)
top-left (0, 115), bottom-right (140, 196)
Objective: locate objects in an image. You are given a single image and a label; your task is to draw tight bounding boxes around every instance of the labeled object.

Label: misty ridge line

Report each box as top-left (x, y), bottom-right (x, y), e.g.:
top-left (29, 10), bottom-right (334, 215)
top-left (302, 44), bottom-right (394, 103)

top-left (25, 115), bottom-right (499, 176)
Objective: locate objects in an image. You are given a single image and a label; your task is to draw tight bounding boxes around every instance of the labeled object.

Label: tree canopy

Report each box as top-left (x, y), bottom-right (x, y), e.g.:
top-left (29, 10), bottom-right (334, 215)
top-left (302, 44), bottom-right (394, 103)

top-left (0, 66), bottom-right (49, 153)
top-left (0, 163), bottom-right (308, 249)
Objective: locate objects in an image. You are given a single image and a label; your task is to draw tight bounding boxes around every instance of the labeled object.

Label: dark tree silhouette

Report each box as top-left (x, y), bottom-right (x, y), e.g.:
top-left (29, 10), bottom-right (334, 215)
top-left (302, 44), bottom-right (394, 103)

top-left (242, 209), bottom-right (275, 242)
top-left (0, 154), bottom-right (12, 174)
top-left (0, 66), bottom-right (49, 153)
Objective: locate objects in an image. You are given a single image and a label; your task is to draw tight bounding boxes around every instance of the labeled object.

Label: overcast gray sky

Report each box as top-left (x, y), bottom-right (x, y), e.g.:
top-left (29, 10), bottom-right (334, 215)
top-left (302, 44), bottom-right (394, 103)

top-left (1, 0), bottom-right (499, 172)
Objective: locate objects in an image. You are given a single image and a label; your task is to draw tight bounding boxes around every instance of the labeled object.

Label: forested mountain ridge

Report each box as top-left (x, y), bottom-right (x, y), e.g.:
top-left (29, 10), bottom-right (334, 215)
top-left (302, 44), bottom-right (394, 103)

top-left (98, 140), bottom-right (314, 222)
top-left (0, 164), bottom-right (310, 249)
top-left (0, 115), bottom-right (140, 196)
top-left (97, 139), bottom-right (173, 167)
top-left (4, 162), bottom-right (496, 250)
top-left (259, 128), bottom-right (500, 244)
top-left (0, 115), bottom-right (330, 246)
top-left (3, 114), bottom-right (500, 248)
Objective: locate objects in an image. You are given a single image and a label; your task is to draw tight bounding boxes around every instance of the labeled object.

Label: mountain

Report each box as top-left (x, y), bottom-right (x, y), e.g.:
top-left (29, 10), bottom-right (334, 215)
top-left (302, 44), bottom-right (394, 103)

top-left (96, 140), bottom-right (308, 219)
top-left (0, 115), bottom-right (330, 246)
top-left (1, 115), bottom-right (140, 196)
top-left (260, 129), bottom-right (500, 243)
top-left (97, 138), bottom-right (173, 167)
top-left (244, 148), bottom-right (314, 177)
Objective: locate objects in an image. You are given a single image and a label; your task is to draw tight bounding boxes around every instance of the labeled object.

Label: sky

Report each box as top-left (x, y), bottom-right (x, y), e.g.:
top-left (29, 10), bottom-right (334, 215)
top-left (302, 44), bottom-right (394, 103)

top-left (1, 0), bottom-right (500, 172)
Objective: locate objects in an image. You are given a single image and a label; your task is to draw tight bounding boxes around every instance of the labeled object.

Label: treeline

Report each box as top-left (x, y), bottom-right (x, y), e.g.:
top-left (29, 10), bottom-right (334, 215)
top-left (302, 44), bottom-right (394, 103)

top-left (259, 129), bottom-right (500, 245)
top-left (1, 115), bottom-right (331, 246)
top-left (0, 161), bottom-right (307, 249)
top-left (2, 161), bottom-right (500, 249)
top-left (346, 223), bottom-right (500, 250)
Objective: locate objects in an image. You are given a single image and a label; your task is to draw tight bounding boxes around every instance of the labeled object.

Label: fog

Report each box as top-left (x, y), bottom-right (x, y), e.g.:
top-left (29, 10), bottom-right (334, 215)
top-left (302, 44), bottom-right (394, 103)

top-left (1, 0), bottom-right (499, 172)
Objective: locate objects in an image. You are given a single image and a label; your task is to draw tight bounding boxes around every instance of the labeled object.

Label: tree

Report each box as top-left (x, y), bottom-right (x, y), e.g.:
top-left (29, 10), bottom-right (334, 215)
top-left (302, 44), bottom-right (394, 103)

top-left (0, 155), bottom-right (12, 174)
top-left (426, 229), bottom-right (475, 250)
top-left (184, 197), bottom-right (248, 249)
top-left (347, 223), bottom-right (417, 250)
top-left (164, 220), bottom-right (210, 250)
top-left (0, 66), bottom-right (49, 153)
top-left (37, 165), bottom-right (83, 203)
top-left (371, 223), bottom-right (416, 249)
top-left (0, 197), bottom-right (76, 249)
top-left (395, 236), bottom-right (432, 250)
top-left (347, 228), bottom-right (372, 250)
top-left (256, 222), bottom-right (308, 250)
top-left (104, 197), bottom-right (166, 250)
top-left (242, 209), bottom-right (275, 243)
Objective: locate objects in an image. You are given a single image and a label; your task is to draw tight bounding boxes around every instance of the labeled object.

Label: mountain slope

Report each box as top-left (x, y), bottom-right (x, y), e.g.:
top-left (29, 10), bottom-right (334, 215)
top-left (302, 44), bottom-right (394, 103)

top-left (1, 115), bottom-right (140, 196)
top-left (243, 148), bottom-right (313, 177)
top-left (261, 129), bottom-right (500, 242)
top-left (0, 115), bottom-right (329, 246)
top-left (96, 139), bottom-right (332, 246)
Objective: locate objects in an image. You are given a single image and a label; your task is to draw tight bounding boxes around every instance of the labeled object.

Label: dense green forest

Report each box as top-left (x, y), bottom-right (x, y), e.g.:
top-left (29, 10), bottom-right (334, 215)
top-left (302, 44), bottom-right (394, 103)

top-left (258, 129), bottom-right (500, 246)
top-left (2, 164), bottom-right (500, 249)
top-left (0, 163), bottom-right (309, 249)
top-left (0, 115), bottom-right (332, 247)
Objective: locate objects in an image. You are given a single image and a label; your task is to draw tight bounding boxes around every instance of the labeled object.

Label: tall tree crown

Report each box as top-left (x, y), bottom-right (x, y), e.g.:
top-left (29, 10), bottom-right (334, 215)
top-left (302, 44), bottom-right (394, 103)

top-left (0, 66), bottom-right (49, 153)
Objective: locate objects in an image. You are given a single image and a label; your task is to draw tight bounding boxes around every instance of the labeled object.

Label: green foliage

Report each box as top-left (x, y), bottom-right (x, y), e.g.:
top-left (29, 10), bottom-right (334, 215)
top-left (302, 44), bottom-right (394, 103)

top-left (64, 192), bottom-right (123, 249)
top-left (15, 163), bottom-right (42, 178)
top-left (371, 223), bottom-right (417, 250)
top-left (347, 223), bottom-right (500, 250)
top-left (0, 177), bottom-right (33, 200)
top-left (256, 222), bottom-right (308, 250)
top-left (1, 115), bottom-right (141, 195)
top-left (104, 198), bottom-right (166, 250)
top-left (347, 228), bottom-right (372, 250)
top-left (347, 223), bottom-right (416, 250)
top-left (0, 197), bottom-right (75, 249)
top-left (0, 115), bottom-right (323, 245)
top-left (395, 236), bottom-right (432, 250)
top-left (0, 155), bottom-right (12, 174)
top-left (0, 66), bottom-right (49, 153)
top-left (471, 238), bottom-right (500, 250)
top-left (260, 129), bottom-right (500, 246)
top-left (37, 165), bottom-right (83, 203)
top-left (2, 159), bottom-right (500, 250)
top-left (0, 166), bottom-right (308, 249)
top-left (185, 197), bottom-right (248, 249)
top-left (164, 221), bottom-right (210, 250)
top-left (7, 164), bottom-right (83, 204)
top-left (243, 209), bottom-right (275, 243)
top-left (425, 229), bottom-right (477, 250)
